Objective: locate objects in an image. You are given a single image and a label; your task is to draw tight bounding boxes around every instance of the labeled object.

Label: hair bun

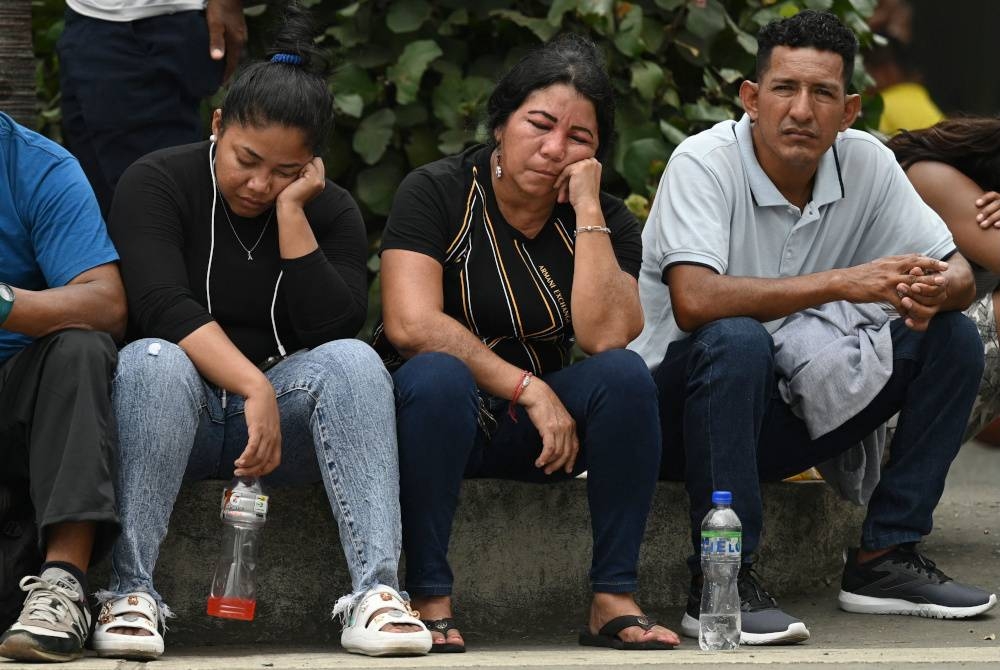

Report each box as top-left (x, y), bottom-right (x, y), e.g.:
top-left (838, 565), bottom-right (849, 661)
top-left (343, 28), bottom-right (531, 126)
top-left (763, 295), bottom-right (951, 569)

top-left (263, 0), bottom-right (326, 74)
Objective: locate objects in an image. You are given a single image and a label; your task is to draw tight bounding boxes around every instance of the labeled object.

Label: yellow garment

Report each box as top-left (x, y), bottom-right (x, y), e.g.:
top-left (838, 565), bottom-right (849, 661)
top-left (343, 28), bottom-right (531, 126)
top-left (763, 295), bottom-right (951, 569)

top-left (783, 467), bottom-right (824, 482)
top-left (878, 82), bottom-right (944, 135)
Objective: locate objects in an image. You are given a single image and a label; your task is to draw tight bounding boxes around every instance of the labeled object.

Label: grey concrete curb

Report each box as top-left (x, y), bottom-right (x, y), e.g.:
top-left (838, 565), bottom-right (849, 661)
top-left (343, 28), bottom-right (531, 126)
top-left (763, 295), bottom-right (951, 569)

top-left (88, 479), bottom-right (865, 647)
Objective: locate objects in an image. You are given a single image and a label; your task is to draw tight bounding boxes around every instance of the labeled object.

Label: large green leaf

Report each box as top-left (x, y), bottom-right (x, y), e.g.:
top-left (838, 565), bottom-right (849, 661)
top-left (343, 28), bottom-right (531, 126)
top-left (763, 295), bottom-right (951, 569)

top-left (702, 69), bottom-right (722, 96)
top-left (778, 2), bottom-right (800, 18)
top-left (331, 64), bottom-right (378, 106)
top-left (718, 67), bottom-right (744, 84)
top-left (439, 8), bottom-right (469, 36)
top-left (490, 10), bottom-right (559, 41)
top-left (386, 0), bottom-right (432, 33)
top-left (353, 109), bottom-right (397, 165)
top-left (336, 2), bottom-right (361, 18)
top-left (438, 129), bottom-right (476, 155)
top-left (662, 87), bottom-right (681, 109)
top-left (334, 93), bottom-right (364, 119)
top-left (630, 61), bottom-right (664, 101)
top-left (578, 0), bottom-right (614, 18)
top-left (547, 0), bottom-right (576, 26)
top-left (613, 4), bottom-right (645, 57)
top-left (659, 119), bottom-right (689, 145)
top-left (845, 0), bottom-right (877, 14)
top-left (356, 161), bottom-right (407, 217)
top-left (621, 137), bottom-right (670, 195)
top-left (841, 10), bottom-right (870, 37)
top-left (683, 98), bottom-right (734, 122)
top-left (576, 0), bottom-right (614, 34)
top-left (326, 23), bottom-right (365, 49)
top-left (641, 16), bottom-right (666, 54)
top-left (750, 7), bottom-right (784, 27)
top-left (387, 40), bottom-right (443, 105)
top-left (612, 104), bottom-right (661, 175)
top-left (431, 74), bottom-right (463, 129)
top-left (735, 30), bottom-right (758, 55)
top-left (686, 0), bottom-right (727, 40)
top-left (432, 73), bottom-right (494, 130)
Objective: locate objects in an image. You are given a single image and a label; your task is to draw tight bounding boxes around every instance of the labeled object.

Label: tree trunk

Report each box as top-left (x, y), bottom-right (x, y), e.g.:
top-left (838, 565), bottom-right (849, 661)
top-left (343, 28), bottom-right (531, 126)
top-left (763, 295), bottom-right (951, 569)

top-left (0, 0), bottom-right (36, 127)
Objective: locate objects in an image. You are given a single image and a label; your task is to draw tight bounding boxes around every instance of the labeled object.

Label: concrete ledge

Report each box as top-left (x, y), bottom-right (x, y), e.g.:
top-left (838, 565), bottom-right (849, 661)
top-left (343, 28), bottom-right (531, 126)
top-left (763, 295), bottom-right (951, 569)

top-left (90, 479), bottom-right (865, 646)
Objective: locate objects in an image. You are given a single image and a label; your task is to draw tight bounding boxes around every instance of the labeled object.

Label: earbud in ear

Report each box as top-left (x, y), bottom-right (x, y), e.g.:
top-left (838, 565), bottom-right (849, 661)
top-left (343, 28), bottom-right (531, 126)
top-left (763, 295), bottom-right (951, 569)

top-left (209, 134), bottom-right (217, 143)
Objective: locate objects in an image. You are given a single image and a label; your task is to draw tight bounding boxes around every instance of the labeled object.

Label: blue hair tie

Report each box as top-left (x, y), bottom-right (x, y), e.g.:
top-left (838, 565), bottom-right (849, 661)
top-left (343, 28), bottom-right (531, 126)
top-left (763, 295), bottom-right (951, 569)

top-left (270, 53), bottom-right (303, 65)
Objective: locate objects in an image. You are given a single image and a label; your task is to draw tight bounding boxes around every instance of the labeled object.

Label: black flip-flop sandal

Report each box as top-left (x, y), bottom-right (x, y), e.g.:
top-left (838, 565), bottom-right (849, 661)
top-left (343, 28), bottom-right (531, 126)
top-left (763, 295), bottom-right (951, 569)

top-left (421, 617), bottom-right (466, 653)
top-left (578, 614), bottom-right (675, 650)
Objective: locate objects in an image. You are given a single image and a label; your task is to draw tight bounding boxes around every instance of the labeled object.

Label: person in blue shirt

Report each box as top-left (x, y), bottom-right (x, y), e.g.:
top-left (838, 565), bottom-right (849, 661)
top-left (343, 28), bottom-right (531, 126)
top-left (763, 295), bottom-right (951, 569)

top-left (0, 111), bottom-right (127, 663)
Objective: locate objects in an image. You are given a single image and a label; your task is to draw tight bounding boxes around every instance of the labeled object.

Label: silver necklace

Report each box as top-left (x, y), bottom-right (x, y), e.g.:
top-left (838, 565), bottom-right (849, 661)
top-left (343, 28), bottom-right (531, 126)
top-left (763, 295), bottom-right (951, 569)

top-left (219, 197), bottom-right (274, 261)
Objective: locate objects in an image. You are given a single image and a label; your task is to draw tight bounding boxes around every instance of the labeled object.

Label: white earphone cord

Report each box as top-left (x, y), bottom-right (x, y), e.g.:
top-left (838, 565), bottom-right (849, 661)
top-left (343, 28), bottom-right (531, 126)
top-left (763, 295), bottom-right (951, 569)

top-left (206, 140), bottom-right (286, 357)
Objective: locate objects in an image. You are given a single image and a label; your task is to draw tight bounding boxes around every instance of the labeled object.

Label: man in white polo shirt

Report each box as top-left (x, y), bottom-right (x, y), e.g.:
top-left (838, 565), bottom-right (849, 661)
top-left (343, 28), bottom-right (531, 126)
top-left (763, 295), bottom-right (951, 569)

top-left (630, 9), bottom-right (995, 645)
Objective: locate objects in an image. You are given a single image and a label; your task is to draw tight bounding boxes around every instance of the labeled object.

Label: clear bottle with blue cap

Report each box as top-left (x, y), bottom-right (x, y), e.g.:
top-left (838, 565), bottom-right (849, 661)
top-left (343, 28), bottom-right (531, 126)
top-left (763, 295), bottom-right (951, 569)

top-left (699, 490), bottom-right (741, 650)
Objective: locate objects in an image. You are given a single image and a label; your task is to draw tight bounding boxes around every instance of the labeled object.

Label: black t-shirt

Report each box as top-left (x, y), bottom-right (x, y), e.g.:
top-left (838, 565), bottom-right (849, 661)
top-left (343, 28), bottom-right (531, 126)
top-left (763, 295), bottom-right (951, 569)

top-left (109, 141), bottom-right (368, 364)
top-left (375, 144), bottom-right (642, 375)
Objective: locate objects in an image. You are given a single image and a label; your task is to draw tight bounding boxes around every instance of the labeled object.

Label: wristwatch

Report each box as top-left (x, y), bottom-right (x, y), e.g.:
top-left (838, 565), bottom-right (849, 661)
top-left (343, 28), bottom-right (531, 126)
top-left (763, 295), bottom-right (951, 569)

top-left (0, 283), bottom-right (14, 326)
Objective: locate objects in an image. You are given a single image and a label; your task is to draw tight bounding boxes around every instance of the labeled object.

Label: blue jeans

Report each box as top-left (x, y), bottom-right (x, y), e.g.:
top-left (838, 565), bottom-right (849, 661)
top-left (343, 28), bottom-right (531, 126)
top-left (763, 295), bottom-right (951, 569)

top-left (654, 313), bottom-right (984, 572)
top-left (105, 339), bottom-right (403, 608)
top-left (394, 349), bottom-right (661, 596)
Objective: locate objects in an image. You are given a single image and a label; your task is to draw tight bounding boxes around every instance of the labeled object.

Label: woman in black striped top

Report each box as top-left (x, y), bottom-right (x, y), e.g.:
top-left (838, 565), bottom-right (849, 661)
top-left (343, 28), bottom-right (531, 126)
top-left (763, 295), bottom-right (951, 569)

top-left (376, 35), bottom-right (676, 652)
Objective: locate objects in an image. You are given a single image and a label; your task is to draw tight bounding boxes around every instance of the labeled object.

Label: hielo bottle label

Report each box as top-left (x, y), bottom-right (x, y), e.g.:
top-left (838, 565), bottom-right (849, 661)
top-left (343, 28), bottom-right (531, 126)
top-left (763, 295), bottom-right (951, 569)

top-left (701, 530), bottom-right (741, 556)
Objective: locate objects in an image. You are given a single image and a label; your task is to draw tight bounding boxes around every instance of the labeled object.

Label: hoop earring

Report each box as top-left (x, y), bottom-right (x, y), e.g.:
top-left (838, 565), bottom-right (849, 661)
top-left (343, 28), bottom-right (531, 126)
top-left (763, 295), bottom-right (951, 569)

top-left (494, 148), bottom-right (503, 179)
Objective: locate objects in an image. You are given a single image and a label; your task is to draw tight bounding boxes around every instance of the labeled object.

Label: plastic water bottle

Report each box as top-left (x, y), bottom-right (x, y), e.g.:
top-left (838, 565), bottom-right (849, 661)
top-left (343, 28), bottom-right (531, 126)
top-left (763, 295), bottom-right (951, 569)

top-left (207, 478), bottom-right (268, 621)
top-left (699, 490), bottom-right (741, 650)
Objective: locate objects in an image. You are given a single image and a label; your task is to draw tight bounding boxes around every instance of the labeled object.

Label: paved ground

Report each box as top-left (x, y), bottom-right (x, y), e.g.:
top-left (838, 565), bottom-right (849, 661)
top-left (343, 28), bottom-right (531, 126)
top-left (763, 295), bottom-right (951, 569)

top-left (3, 442), bottom-right (1000, 668)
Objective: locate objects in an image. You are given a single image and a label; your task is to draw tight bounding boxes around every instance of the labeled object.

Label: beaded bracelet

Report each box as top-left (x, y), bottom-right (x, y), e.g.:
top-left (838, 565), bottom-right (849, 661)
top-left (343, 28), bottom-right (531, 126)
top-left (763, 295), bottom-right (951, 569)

top-left (507, 370), bottom-right (534, 421)
top-left (574, 226), bottom-right (611, 236)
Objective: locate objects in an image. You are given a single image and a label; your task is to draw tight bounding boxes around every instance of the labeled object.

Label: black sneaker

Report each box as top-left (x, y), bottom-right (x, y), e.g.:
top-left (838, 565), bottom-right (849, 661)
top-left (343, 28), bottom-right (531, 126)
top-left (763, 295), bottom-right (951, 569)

top-left (681, 566), bottom-right (810, 645)
top-left (839, 544), bottom-right (997, 619)
top-left (0, 567), bottom-right (91, 662)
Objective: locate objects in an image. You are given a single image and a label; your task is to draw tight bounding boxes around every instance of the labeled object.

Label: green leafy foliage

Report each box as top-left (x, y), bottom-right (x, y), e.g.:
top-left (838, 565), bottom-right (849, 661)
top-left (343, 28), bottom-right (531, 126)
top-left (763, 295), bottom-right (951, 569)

top-left (30, 0), bottom-right (878, 238)
top-left (256, 0), bottom-right (875, 228)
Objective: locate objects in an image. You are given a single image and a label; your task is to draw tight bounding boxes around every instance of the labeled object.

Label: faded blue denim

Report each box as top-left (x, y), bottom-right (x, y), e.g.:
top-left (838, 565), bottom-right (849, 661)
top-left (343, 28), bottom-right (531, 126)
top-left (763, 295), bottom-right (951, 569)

top-left (105, 338), bottom-right (403, 609)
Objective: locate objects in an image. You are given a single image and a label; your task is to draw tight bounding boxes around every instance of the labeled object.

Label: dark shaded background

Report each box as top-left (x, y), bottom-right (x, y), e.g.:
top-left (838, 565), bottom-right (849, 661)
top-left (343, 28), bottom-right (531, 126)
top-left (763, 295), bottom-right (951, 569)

top-left (912, 0), bottom-right (1000, 116)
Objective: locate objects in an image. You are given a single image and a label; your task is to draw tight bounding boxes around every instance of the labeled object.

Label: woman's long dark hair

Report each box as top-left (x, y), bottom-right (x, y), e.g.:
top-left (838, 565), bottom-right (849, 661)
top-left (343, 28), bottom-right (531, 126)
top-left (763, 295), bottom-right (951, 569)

top-left (888, 117), bottom-right (1000, 192)
top-left (486, 34), bottom-right (615, 163)
top-left (219, 1), bottom-right (331, 152)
